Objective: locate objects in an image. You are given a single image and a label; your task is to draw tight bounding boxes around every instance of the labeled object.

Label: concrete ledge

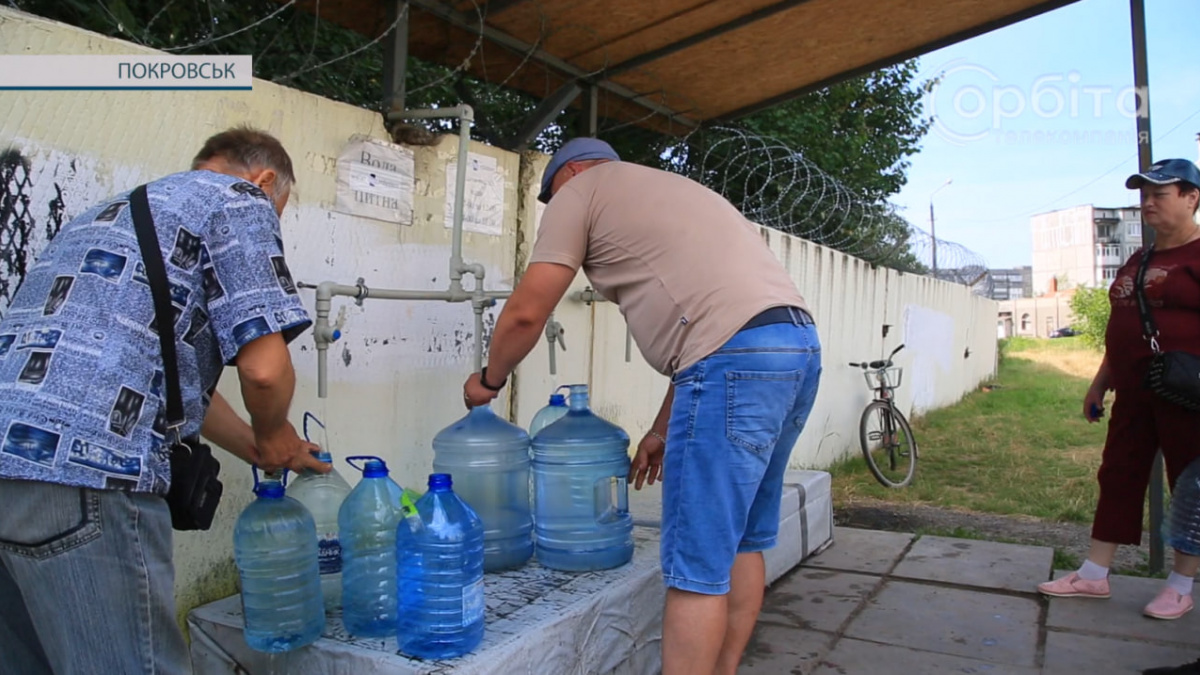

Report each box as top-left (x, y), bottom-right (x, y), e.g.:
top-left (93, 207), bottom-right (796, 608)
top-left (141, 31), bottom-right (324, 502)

top-left (189, 472), bottom-right (833, 674)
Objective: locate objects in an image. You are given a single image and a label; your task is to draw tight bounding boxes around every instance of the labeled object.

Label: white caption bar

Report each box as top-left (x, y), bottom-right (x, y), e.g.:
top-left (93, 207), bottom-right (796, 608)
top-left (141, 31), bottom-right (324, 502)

top-left (0, 55), bottom-right (253, 90)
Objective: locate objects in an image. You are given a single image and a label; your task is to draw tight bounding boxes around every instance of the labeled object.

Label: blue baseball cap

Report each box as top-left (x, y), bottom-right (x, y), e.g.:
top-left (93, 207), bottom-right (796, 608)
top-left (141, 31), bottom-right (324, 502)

top-left (1125, 158), bottom-right (1200, 190)
top-left (539, 137), bottom-right (620, 204)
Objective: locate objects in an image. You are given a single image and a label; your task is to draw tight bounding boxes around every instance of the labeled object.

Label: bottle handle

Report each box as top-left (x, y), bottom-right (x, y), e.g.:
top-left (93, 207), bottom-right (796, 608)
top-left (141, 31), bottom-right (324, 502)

top-left (345, 455), bottom-right (380, 474)
top-left (593, 475), bottom-right (630, 520)
top-left (302, 411), bottom-right (324, 444)
top-left (251, 465), bottom-right (289, 490)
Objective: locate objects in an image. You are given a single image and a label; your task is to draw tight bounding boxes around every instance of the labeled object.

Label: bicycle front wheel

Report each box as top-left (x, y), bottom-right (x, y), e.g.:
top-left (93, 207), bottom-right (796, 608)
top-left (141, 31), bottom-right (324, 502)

top-left (858, 401), bottom-right (918, 488)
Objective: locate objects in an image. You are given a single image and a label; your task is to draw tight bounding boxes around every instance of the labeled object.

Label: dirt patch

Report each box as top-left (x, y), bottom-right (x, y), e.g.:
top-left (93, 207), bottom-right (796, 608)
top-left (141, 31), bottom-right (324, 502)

top-left (835, 498), bottom-right (1154, 575)
top-left (1008, 350), bottom-right (1103, 380)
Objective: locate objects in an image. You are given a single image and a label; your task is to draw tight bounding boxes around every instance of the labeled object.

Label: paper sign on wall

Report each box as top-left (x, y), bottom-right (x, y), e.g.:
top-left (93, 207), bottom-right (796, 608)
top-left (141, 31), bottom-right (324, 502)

top-left (445, 152), bottom-right (504, 236)
top-left (334, 136), bottom-right (415, 224)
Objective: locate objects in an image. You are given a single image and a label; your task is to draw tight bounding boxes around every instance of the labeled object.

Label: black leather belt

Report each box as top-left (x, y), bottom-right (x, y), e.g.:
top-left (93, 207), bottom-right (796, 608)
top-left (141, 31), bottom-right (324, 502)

top-left (742, 306), bottom-right (813, 331)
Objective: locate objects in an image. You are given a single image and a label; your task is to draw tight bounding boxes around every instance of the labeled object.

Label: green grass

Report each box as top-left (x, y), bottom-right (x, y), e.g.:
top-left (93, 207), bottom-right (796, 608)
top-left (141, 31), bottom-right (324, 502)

top-left (832, 338), bottom-right (1109, 523)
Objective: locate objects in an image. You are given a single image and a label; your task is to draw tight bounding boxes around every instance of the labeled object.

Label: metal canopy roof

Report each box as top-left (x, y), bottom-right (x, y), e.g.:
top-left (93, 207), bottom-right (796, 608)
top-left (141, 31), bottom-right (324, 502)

top-left (290, 0), bottom-right (1081, 135)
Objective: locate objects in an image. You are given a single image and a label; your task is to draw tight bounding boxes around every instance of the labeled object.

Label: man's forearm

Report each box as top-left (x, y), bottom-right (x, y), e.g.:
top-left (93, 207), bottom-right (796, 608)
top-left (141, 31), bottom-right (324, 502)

top-left (485, 313), bottom-right (546, 384)
top-left (241, 367), bottom-right (294, 438)
top-left (235, 334), bottom-right (296, 440)
top-left (200, 391), bottom-right (257, 463)
top-left (650, 383), bottom-right (675, 435)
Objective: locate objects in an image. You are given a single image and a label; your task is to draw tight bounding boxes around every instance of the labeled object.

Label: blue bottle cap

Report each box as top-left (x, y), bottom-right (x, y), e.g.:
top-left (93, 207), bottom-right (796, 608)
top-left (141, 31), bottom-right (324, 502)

top-left (549, 394), bottom-right (566, 406)
top-left (255, 481), bottom-right (285, 499)
top-left (428, 473), bottom-right (452, 490)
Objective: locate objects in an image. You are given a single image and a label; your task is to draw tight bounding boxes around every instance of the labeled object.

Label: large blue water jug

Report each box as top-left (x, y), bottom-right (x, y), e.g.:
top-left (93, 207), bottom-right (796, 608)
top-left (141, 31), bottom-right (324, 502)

top-left (396, 473), bottom-right (485, 659)
top-left (338, 456), bottom-right (407, 638)
top-left (433, 405), bottom-right (532, 572)
top-left (532, 384), bottom-right (634, 571)
top-left (528, 386), bottom-right (570, 438)
top-left (1166, 457), bottom-right (1200, 556)
top-left (233, 468), bottom-right (325, 653)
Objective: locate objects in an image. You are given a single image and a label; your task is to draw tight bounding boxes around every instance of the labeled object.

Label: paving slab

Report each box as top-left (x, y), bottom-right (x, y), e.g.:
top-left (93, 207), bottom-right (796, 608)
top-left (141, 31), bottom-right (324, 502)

top-left (844, 580), bottom-right (1040, 667)
top-left (758, 568), bottom-right (882, 632)
top-left (812, 638), bottom-right (1041, 675)
top-left (740, 624), bottom-right (834, 675)
top-left (1045, 571), bottom-right (1200, 645)
top-left (802, 527), bottom-right (915, 575)
top-left (1043, 630), bottom-right (1200, 674)
top-left (891, 535), bottom-right (1054, 593)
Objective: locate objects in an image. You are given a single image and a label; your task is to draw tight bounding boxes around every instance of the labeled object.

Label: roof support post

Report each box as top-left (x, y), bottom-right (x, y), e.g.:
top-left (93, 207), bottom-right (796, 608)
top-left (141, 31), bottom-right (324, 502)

top-left (382, 0), bottom-right (409, 115)
top-left (1130, 0), bottom-right (1163, 575)
top-left (576, 84), bottom-right (599, 137)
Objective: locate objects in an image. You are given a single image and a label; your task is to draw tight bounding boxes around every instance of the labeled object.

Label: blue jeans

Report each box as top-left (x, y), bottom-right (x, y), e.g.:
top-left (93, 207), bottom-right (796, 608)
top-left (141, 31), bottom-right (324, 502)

top-left (661, 314), bottom-right (821, 595)
top-left (0, 478), bottom-right (190, 674)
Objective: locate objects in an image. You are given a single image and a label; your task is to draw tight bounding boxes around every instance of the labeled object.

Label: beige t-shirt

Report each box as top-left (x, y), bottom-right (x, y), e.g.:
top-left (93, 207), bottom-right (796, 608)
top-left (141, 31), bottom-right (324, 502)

top-left (529, 161), bottom-right (810, 376)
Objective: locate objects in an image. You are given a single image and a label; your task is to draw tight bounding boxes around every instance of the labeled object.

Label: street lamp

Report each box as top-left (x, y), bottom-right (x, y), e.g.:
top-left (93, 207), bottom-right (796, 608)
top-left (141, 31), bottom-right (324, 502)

top-left (929, 178), bottom-right (953, 276)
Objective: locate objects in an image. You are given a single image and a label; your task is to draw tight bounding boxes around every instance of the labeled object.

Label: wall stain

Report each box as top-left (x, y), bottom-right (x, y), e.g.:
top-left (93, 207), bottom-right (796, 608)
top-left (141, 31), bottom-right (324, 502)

top-left (341, 345), bottom-right (352, 366)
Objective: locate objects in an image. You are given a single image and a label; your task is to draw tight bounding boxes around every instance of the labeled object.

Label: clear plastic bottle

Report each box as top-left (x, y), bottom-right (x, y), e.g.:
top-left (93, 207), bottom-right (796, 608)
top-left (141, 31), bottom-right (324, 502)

top-left (528, 386), bottom-right (571, 438)
top-left (1167, 457), bottom-right (1200, 556)
top-left (288, 450), bottom-right (352, 612)
top-left (338, 456), bottom-right (406, 638)
top-left (532, 384), bottom-right (634, 571)
top-left (433, 404), bottom-right (533, 572)
top-left (396, 473), bottom-right (485, 660)
top-left (233, 468), bottom-right (325, 653)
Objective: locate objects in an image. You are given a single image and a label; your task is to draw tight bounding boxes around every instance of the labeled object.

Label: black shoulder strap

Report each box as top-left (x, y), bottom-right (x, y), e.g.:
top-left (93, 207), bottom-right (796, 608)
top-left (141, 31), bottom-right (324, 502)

top-left (128, 185), bottom-right (185, 433)
top-left (1133, 244), bottom-right (1161, 353)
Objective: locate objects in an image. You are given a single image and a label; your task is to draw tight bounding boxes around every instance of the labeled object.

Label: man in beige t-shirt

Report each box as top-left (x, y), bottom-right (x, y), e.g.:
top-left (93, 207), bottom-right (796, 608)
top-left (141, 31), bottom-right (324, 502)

top-left (464, 138), bottom-right (822, 675)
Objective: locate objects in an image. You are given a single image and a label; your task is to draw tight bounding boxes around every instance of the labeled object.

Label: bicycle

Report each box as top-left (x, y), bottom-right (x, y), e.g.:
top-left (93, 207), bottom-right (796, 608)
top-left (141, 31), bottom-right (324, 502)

top-left (850, 344), bottom-right (919, 488)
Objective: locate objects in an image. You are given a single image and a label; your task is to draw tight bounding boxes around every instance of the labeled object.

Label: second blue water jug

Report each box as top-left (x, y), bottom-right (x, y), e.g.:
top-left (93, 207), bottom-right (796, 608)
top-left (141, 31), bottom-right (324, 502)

top-left (338, 456), bottom-right (407, 638)
top-left (532, 384), bottom-right (634, 571)
top-left (528, 386), bottom-right (570, 438)
top-left (433, 404), bottom-right (533, 572)
top-left (396, 473), bottom-right (486, 659)
top-left (233, 468), bottom-right (325, 653)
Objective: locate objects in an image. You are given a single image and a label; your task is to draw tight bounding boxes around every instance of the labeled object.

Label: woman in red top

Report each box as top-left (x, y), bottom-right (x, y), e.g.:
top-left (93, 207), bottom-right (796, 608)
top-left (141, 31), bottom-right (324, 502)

top-left (1038, 158), bottom-right (1200, 621)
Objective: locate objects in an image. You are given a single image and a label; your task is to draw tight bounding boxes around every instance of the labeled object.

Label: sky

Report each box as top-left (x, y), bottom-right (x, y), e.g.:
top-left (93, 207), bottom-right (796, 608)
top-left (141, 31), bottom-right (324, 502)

top-left (890, 0), bottom-right (1200, 269)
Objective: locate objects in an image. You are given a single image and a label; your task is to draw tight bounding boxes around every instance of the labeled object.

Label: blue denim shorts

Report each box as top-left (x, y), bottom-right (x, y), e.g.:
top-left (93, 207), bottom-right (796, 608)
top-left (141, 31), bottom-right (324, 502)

top-left (660, 311), bottom-right (821, 595)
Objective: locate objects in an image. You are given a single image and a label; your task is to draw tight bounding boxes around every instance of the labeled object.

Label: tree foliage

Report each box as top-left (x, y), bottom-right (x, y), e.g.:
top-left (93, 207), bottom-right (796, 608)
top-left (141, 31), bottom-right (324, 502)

top-left (1068, 286), bottom-right (1111, 351)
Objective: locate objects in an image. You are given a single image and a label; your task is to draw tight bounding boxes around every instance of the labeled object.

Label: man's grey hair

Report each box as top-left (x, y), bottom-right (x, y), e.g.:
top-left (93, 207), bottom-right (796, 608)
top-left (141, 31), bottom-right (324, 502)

top-left (191, 126), bottom-right (295, 204)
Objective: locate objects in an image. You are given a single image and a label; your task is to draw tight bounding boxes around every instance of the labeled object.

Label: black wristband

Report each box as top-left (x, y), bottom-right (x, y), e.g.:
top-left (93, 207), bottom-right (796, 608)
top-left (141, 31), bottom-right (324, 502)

top-left (480, 367), bottom-right (506, 391)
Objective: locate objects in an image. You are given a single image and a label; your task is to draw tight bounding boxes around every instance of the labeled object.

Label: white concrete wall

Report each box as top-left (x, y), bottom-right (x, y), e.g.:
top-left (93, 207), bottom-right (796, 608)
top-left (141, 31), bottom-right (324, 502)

top-left (1, 7), bottom-right (997, 628)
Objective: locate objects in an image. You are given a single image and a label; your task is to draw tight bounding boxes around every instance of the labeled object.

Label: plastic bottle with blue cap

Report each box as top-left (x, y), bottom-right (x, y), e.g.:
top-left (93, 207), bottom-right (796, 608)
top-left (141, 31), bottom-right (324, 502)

top-left (338, 455), bottom-right (409, 638)
top-left (396, 472), bottom-right (485, 659)
top-left (233, 467), bottom-right (325, 653)
top-left (287, 412), bottom-right (353, 612)
top-left (528, 385), bottom-right (571, 438)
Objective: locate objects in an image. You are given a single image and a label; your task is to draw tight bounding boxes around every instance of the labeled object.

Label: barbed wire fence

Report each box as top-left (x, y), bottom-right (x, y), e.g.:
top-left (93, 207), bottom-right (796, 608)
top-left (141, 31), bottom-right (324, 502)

top-left (13, 0), bottom-right (994, 295)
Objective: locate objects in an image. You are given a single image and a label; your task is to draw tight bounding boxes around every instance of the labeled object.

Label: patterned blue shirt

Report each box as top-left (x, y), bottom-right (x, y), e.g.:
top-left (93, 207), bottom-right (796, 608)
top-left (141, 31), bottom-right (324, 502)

top-left (0, 170), bottom-right (312, 494)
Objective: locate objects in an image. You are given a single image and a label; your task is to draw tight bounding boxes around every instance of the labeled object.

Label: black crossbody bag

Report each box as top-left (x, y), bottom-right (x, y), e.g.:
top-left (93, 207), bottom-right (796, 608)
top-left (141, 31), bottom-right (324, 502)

top-left (130, 185), bottom-right (224, 530)
top-left (1134, 245), bottom-right (1200, 411)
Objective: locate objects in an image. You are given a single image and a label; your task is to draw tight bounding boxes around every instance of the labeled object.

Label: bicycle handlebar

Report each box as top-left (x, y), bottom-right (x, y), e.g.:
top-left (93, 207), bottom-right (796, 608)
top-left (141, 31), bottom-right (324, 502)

top-left (848, 344), bottom-right (906, 370)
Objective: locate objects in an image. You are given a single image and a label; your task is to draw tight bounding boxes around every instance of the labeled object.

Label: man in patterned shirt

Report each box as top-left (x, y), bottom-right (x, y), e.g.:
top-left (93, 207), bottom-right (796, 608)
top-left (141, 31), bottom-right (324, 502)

top-left (0, 127), bottom-right (326, 674)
